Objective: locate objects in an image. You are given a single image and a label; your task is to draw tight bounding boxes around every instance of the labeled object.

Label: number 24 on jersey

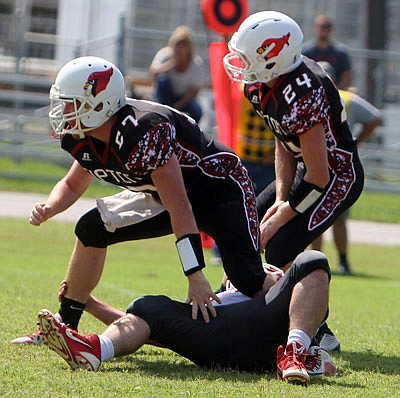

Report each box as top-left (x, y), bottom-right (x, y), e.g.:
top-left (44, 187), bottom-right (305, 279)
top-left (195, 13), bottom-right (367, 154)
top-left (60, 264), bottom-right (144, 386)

top-left (283, 73), bottom-right (312, 104)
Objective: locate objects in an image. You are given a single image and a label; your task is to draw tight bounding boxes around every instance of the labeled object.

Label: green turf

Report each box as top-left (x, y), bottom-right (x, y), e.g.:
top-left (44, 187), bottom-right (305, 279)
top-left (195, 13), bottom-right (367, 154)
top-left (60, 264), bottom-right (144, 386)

top-left (350, 190), bottom-right (400, 223)
top-left (0, 156), bottom-right (120, 198)
top-left (0, 218), bottom-right (399, 397)
top-left (0, 155), bottom-right (400, 223)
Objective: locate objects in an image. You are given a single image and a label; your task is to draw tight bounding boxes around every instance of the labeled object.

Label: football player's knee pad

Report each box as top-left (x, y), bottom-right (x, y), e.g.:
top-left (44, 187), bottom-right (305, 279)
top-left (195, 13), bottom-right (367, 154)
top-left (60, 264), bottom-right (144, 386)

top-left (74, 208), bottom-right (110, 248)
top-left (126, 296), bottom-right (145, 315)
top-left (126, 295), bottom-right (170, 317)
top-left (295, 251), bottom-right (331, 278)
top-left (287, 251), bottom-right (331, 283)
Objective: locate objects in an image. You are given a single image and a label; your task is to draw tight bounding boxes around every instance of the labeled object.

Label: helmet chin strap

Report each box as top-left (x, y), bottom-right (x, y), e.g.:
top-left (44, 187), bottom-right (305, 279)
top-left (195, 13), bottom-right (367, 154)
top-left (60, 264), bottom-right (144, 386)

top-left (74, 130), bottom-right (86, 139)
top-left (52, 118), bottom-right (94, 140)
top-left (74, 118), bottom-right (96, 138)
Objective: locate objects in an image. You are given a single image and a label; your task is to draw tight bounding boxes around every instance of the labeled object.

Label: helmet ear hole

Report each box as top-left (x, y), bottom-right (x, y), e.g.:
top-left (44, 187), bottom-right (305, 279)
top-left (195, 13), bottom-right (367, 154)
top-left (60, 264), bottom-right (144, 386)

top-left (94, 102), bottom-right (104, 112)
top-left (265, 62), bottom-right (276, 70)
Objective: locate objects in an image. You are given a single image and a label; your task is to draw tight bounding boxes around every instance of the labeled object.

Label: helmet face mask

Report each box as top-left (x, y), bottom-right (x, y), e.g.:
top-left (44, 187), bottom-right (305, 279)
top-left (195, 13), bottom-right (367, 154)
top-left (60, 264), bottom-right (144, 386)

top-left (49, 86), bottom-right (95, 138)
top-left (224, 11), bottom-right (304, 84)
top-left (224, 39), bottom-right (260, 83)
top-left (49, 56), bottom-right (126, 139)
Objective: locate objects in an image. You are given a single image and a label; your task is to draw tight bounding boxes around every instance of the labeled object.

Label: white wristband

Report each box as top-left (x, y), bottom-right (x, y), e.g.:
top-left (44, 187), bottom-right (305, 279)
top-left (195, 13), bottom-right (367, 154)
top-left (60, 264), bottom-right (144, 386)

top-left (175, 234), bottom-right (205, 276)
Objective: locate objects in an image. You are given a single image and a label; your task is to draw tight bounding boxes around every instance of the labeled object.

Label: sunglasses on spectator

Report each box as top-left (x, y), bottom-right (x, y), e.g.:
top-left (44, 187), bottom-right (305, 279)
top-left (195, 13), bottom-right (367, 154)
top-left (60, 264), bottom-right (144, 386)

top-left (316, 23), bottom-right (332, 29)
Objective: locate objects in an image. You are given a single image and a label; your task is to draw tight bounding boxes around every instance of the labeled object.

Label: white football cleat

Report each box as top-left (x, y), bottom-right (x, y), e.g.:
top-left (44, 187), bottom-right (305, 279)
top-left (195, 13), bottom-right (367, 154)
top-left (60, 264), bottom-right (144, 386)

top-left (11, 312), bottom-right (62, 346)
top-left (11, 330), bottom-right (44, 346)
top-left (304, 346), bottom-right (337, 376)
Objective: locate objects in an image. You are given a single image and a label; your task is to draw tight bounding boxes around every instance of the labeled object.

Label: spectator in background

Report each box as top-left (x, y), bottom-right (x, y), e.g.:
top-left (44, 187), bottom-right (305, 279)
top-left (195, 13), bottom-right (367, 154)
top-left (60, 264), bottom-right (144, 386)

top-left (303, 15), bottom-right (353, 89)
top-left (124, 75), bottom-right (144, 100)
top-left (311, 62), bottom-right (382, 274)
top-left (149, 26), bottom-right (204, 123)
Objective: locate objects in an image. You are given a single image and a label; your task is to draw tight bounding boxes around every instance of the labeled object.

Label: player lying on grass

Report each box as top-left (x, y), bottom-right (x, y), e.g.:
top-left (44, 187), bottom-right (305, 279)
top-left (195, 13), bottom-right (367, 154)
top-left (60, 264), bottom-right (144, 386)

top-left (36, 250), bottom-right (337, 385)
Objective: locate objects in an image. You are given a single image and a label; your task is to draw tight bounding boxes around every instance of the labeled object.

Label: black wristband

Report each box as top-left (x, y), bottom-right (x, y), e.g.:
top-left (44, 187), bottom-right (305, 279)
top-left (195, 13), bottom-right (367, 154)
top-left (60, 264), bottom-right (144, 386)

top-left (175, 233), bottom-right (206, 276)
top-left (289, 179), bottom-right (325, 214)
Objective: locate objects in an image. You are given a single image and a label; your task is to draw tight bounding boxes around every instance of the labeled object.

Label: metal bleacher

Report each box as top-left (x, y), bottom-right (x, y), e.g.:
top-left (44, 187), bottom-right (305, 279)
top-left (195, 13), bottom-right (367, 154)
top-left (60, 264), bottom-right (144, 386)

top-left (0, 69), bottom-right (53, 109)
top-left (0, 67), bottom-right (72, 172)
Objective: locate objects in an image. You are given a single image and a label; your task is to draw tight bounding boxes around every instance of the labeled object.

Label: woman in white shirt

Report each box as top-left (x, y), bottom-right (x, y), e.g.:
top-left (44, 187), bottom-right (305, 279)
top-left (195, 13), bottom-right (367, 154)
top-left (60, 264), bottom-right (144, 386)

top-left (150, 26), bottom-right (204, 122)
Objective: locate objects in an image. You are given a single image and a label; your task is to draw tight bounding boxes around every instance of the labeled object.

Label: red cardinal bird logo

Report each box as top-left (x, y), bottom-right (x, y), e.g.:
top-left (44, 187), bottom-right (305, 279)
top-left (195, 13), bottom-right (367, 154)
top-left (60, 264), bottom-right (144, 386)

top-left (256, 33), bottom-right (291, 60)
top-left (84, 67), bottom-right (114, 97)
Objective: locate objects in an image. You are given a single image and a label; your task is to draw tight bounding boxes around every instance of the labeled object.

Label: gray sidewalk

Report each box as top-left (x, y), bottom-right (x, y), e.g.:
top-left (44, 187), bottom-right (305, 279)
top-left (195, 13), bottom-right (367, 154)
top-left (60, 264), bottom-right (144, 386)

top-left (0, 191), bottom-right (399, 246)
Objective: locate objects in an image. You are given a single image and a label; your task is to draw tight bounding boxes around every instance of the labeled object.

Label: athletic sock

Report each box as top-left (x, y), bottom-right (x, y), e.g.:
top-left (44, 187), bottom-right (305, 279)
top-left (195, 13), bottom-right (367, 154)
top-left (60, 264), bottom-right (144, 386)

top-left (58, 296), bottom-right (85, 330)
top-left (99, 335), bottom-right (115, 362)
top-left (287, 329), bottom-right (311, 352)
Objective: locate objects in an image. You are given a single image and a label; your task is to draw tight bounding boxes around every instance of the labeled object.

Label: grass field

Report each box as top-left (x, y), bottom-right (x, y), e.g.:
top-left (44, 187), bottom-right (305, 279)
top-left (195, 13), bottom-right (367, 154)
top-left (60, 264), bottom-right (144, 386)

top-left (1, 218), bottom-right (399, 397)
top-left (0, 156), bottom-right (400, 223)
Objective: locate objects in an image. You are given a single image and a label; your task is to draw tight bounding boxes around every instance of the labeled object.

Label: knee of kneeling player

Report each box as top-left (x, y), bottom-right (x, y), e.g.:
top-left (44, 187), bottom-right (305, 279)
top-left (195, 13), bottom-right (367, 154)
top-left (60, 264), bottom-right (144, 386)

top-left (75, 211), bottom-right (110, 248)
top-left (291, 251), bottom-right (331, 281)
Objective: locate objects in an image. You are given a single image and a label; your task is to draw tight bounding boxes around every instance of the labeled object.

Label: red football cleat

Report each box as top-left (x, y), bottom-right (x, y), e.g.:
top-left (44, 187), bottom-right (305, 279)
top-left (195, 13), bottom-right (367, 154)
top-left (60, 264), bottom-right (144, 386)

top-left (38, 309), bottom-right (101, 371)
top-left (277, 341), bottom-right (310, 384)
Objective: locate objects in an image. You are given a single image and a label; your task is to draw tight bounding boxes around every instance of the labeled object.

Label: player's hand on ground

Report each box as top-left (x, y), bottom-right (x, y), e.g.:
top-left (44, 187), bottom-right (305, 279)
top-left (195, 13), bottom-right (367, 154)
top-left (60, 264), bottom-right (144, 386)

top-left (186, 271), bottom-right (221, 323)
top-left (29, 203), bottom-right (52, 226)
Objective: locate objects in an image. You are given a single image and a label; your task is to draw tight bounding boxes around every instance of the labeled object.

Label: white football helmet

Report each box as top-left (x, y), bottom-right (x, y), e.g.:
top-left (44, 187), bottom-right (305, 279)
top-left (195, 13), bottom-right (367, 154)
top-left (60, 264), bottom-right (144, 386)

top-left (224, 11), bottom-right (304, 84)
top-left (49, 56), bottom-right (126, 138)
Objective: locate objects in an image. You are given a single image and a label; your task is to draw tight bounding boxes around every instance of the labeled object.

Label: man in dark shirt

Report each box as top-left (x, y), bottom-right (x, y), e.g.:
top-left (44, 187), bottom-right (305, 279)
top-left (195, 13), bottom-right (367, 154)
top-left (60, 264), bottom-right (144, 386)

top-left (302, 14), bottom-right (353, 89)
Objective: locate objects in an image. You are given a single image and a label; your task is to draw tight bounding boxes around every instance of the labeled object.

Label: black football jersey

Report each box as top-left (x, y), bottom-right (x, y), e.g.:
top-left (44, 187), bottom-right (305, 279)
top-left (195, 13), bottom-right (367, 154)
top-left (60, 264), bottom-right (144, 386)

top-left (61, 99), bottom-right (245, 203)
top-left (244, 56), bottom-right (356, 163)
